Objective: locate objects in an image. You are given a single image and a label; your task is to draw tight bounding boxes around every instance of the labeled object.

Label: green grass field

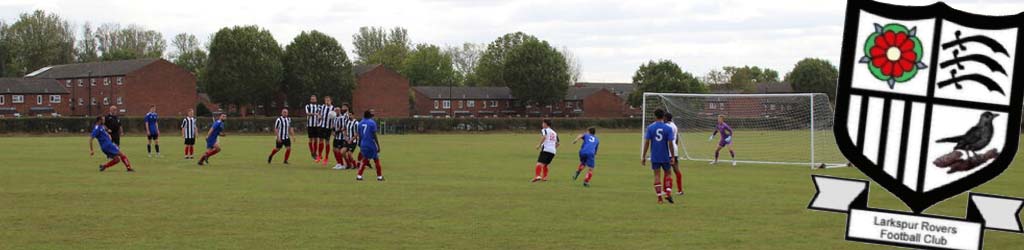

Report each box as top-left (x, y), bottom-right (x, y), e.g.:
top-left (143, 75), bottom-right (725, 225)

top-left (1, 132), bottom-right (1022, 249)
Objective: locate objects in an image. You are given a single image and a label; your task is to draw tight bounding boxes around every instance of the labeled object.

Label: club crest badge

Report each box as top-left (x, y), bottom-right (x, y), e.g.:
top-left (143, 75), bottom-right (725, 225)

top-left (809, 0), bottom-right (1024, 249)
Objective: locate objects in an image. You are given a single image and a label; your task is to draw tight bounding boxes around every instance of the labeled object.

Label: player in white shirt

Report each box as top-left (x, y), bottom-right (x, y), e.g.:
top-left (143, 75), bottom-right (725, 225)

top-left (532, 119), bottom-right (559, 182)
top-left (665, 113), bottom-right (684, 196)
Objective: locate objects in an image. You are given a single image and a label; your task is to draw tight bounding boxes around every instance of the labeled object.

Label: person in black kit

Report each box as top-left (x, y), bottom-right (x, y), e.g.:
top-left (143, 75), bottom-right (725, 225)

top-left (104, 105), bottom-right (124, 146)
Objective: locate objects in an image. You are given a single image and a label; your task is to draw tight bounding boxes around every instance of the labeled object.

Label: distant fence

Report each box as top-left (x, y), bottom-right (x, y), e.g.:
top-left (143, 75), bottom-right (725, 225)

top-left (0, 117), bottom-right (642, 135)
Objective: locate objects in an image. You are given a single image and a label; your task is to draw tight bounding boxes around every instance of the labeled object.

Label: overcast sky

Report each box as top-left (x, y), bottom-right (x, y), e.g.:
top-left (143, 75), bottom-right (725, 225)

top-left (1, 0), bottom-right (1021, 82)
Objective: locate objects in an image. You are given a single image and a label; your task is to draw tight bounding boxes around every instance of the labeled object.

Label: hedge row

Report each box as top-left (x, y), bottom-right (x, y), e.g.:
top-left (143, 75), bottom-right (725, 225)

top-left (0, 117), bottom-right (643, 134)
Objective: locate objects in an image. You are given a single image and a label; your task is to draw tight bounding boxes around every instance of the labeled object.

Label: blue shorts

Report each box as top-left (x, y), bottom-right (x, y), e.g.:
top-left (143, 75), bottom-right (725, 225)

top-left (579, 153), bottom-right (595, 168)
top-left (361, 147), bottom-right (378, 160)
top-left (101, 146), bottom-right (120, 158)
top-left (651, 162), bottom-right (671, 171)
top-left (206, 138), bottom-right (217, 149)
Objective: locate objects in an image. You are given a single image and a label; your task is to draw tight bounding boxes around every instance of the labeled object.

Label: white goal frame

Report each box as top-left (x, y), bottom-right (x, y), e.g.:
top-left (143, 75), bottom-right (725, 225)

top-left (641, 92), bottom-right (843, 169)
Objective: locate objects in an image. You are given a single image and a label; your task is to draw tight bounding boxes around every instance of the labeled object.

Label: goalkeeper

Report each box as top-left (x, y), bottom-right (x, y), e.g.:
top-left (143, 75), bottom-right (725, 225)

top-left (708, 114), bottom-right (736, 166)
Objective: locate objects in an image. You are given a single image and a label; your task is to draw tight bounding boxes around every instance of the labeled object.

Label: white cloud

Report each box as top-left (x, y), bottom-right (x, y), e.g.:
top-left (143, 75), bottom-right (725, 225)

top-left (0, 0), bottom-right (1020, 82)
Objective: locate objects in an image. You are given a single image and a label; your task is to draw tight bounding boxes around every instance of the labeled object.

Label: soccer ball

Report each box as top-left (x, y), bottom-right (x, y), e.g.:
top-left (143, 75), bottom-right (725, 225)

top-left (327, 111), bottom-right (338, 120)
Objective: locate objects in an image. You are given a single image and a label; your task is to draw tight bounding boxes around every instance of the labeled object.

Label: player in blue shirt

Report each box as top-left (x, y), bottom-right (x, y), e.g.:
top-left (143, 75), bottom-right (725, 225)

top-left (642, 109), bottom-right (677, 204)
top-left (144, 105), bottom-right (161, 157)
top-left (198, 113), bottom-right (227, 166)
top-left (90, 116), bottom-right (134, 172)
top-left (356, 109), bottom-right (384, 181)
top-left (572, 127), bottom-right (600, 187)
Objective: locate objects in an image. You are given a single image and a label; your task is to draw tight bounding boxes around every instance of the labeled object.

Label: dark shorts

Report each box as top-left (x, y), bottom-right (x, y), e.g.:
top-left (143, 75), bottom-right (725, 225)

top-left (320, 128), bottom-right (332, 139)
top-left (333, 139), bottom-right (346, 149)
top-left (147, 134), bottom-right (159, 140)
top-left (184, 138), bottom-right (196, 145)
top-left (346, 142), bottom-right (357, 151)
top-left (537, 151), bottom-right (556, 165)
top-left (719, 137), bottom-right (733, 147)
top-left (652, 162), bottom-right (671, 171)
top-left (307, 127), bottom-right (317, 138)
top-left (111, 136), bottom-right (121, 146)
top-left (579, 153), bottom-right (595, 168)
top-left (275, 138), bottom-right (292, 149)
top-left (361, 146), bottom-right (378, 160)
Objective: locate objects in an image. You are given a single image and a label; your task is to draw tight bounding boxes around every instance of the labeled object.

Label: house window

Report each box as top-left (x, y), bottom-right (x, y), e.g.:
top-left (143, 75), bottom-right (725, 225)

top-left (103, 78), bottom-right (110, 86)
top-left (12, 95), bottom-right (24, 103)
top-left (770, 104), bottom-right (776, 110)
top-left (457, 100), bottom-right (464, 109)
top-left (442, 100), bottom-right (451, 109)
top-left (433, 100), bottom-right (439, 109)
top-left (78, 98), bottom-right (84, 106)
top-left (90, 79), bottom-right (96, 86)
top-left (77, 79), bottom-right (83, 87)
top-left (90, 97), bottom-right (96, 106)
top-left (36, 95), bottom-right (42, 104)
top-left (117, 77), bottom-right (123, 85)
top-left (116, 97), bottom-right (123, 105)
top-left (65, 80), bottom-right (72, 88)
top-left (50, 95), bottom-right (61, 103)
top-left (490, 100), bottom-right (498, 108)
top-left (566, 101), bottom-right (574, 109)
top-left (103, 97), bottom-right (109, 105)
top-left (0, 95), bottom-right (5, 105)
top-left (467, 100), bottom-right (475, 108)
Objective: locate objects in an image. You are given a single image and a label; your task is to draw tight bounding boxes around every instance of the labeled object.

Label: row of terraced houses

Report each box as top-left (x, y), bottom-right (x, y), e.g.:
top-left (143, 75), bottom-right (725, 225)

top-left (0, 58), bottom-right (797, 118)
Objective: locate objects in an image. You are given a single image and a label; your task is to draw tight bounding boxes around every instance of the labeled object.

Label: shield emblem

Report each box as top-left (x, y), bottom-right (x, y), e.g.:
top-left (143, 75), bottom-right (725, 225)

top-left (834, 0), bottom-right (1024, 213)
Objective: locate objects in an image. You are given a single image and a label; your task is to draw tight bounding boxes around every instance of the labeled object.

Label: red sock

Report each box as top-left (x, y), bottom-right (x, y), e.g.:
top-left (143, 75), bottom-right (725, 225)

top-left (654, 183), bottom-right (663, 195)
top-left (358, 158), bottom-right (370, 176)
top-left (585, 171), bottom-right (593, 182)
top-left (674, 170), bottom-right (683, 193)
top-left (374, 159), bottom-right (382, 176)
top-left (284, 148), bottom-right (291, 162)
top-left (308, 141), bottom-right (315, 157)
top-left (324, 143), bottom-right (331, 160)
top-left (206, 148), bottom-right (220, 157)
top-left (185, 146), bottom-right (189, 156)
top-left (334, 151), bottom-right (344, 164)
top-left (577, 164), bottom-right (585, 172)
top-left (542, 165), bottom-right (549, 178)
top-left (119, 154), bottom-right (132, 169)
top-left (102, 157), bottom-right (120, 168)
top-left (534, 163), bottom-right (542, 178)
top-left (269, 148), bottom-right (279, 158)
top-left (188, 146), bottom-right (194, 156)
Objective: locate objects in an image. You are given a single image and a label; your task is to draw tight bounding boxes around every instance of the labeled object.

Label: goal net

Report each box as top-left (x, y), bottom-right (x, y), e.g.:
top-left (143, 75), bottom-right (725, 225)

top-left (642, 92), bottom-right (845, 168)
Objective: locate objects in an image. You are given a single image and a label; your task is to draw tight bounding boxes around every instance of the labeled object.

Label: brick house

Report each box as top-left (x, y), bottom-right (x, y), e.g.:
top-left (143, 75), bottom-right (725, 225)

top-left (412, 86), bottom-right (515, 117)
top-left (0, 78), bottom-right (71, 117)
top-left (352, 64), bottom-right (410, 118)
top-left (705, 82), bottom-right (798, 118)
top-left (26, 58), bottom-right (197, 117)
top-left (573, 82), bottom-right (640, 117)
top-left (413, 86), bottom-right (628, 118)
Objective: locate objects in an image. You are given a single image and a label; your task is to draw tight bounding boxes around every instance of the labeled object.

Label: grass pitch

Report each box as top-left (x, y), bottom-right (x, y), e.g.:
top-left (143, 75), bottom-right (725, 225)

top-left (1, 132), bottom-right (1022, 249)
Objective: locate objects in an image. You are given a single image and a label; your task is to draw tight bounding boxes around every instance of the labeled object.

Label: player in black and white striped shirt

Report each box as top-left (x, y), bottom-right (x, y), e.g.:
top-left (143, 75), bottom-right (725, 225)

top-left (343, 105), bottom-right (361, 169)
top-left (268, 108), bottom-right (295, 164)
top-left (180, 109), bottom-right (198, 159)
top-left (330, 106), bottom-right (350, 170)
top-left (316, 96), bottom-right (335, 166)
top-left (305, 95), bottom-right (321, 162)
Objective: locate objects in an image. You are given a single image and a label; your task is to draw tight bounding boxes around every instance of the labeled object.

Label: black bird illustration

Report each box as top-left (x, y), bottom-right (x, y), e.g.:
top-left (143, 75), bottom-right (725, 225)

top-left (936, 111), bottom-right (998, 159)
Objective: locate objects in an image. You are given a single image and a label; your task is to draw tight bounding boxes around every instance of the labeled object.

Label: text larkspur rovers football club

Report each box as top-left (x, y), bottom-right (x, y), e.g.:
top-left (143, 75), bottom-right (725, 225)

top-left (874, 216), bottom-right (960, 245)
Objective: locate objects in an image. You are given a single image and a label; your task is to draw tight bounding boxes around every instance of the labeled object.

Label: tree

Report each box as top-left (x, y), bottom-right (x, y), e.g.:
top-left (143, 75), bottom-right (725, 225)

top-left (205, 25), bottom-right (283, 113)
top-left (170, 33), bottom-right (208, 91)
top-left (283, 30), bottom-right (355, 109)
top-left (95, 23), bottom-right (166, 60)
top-left (503, 39), bottom-right (570, 106)
top-left (475, 32), bottom-right (540, 87)
top-left (446, 42), bottom-right (483, 86)
top-left (786, 58), bottom-right (839, 101)
top-left (1, 10), bottom-right (75, 76)
top-left (0, 21), bottom-right (8, 76)
top-left (628, 60), bottom-right (706, 106)
top-left (703, 66), bottom-right (781, 93)
top-left (351, 26), bottom-right (410, 71)
top-left (560, 46), bottom-right (583, 85)
top-left (401, 44), bottom-right (458, 86)
top-left (75, 22), bottom-right (99, 63)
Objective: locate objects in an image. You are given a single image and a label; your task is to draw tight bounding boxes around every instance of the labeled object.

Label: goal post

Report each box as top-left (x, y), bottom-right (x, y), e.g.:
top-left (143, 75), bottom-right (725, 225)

top-left (641, 92), bottom-right (846, 168)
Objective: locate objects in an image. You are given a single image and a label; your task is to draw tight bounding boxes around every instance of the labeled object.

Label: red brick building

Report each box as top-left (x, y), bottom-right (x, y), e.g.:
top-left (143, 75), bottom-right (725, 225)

top-left (705, 82), bottom-right (798, 118)
top-left (573, 82), bottom-right (640, 117)
top-left (412, 86), bottom-right (629, 118)
top-left (352, 64), bottom-right (409, 118)
top-left (0, 78), bottom-right (71, 117)
top-left (26, 58), bottom-right (197, 117)
top-left (412, 86), bottom-right (515, 117)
